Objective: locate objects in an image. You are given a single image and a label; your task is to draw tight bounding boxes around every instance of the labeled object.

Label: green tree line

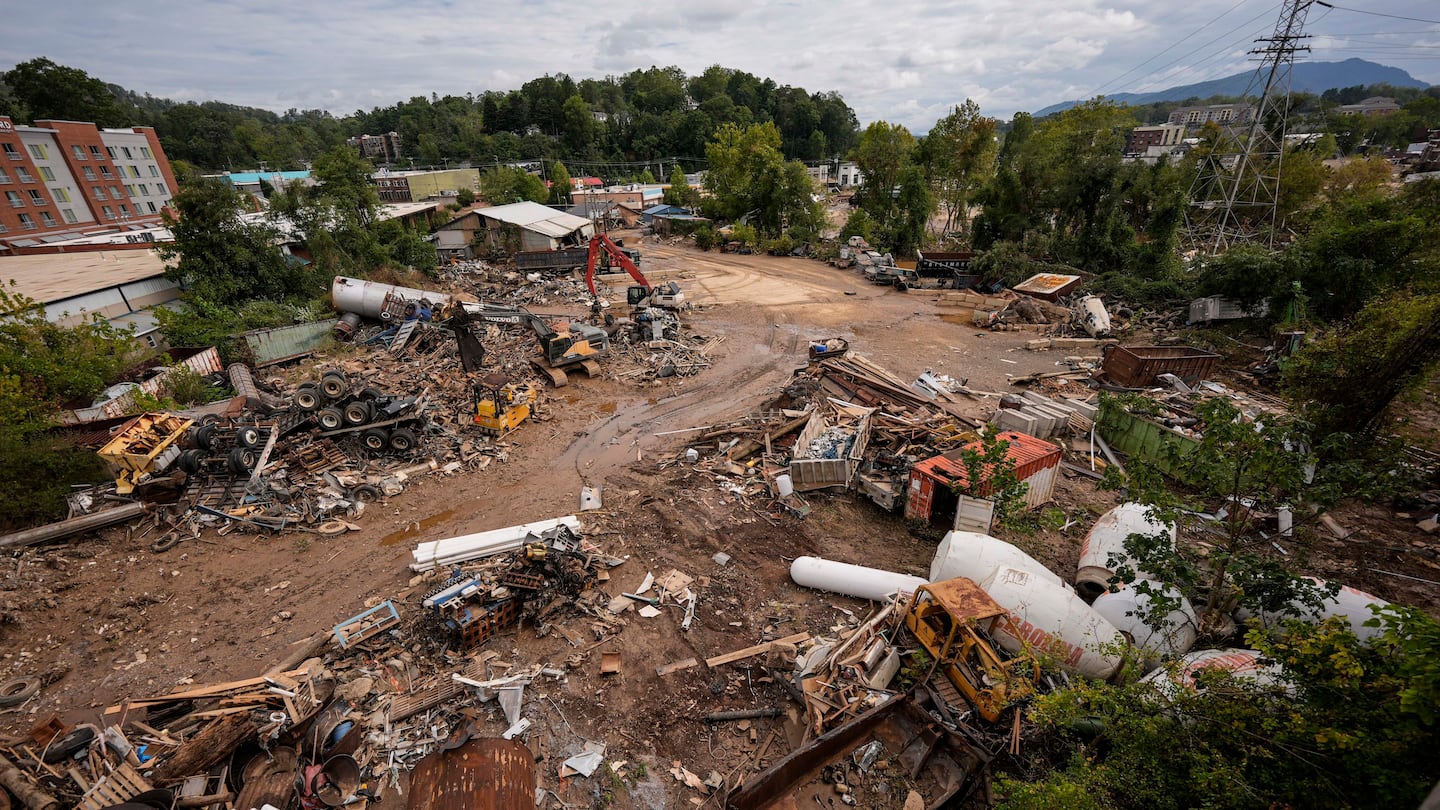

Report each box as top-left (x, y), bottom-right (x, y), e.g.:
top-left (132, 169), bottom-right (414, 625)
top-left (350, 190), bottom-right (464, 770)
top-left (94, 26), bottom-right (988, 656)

top-left (0, 59), bottom-right (859, 173)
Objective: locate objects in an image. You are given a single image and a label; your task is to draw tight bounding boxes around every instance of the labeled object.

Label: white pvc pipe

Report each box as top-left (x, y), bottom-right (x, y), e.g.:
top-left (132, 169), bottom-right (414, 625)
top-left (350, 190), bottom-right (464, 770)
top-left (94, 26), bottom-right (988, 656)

top-left (789, 556), bottom-right (928, 602)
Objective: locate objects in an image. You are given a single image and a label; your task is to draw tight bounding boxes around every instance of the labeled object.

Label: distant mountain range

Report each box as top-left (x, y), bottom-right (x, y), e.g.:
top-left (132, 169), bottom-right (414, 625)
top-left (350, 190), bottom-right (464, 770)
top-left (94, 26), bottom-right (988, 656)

top-left (1035, 58), bottom-right (1430, 117)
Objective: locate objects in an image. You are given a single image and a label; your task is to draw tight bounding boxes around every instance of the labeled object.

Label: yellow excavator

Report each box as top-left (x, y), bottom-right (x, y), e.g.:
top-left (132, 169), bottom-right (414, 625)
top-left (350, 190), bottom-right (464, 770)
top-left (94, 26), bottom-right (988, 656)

top-left (472, 374), bottom-right (538, 436)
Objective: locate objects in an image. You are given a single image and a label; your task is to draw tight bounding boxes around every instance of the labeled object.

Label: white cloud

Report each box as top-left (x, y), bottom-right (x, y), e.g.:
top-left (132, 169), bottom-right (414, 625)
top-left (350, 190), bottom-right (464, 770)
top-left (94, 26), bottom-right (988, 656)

top-left (1, 0), bottom-right (1435, 135)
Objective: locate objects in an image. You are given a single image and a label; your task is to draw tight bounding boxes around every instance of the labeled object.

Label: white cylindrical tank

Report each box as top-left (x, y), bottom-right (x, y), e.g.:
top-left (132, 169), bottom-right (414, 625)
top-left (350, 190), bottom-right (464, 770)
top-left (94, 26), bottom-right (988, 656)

top-left (1236, 578), bottom-right (1390, 641)
top-left (1092, 580), bottom-right (1198, 663)
top-left (1140, 647), bottom-right (1286, 702)
top-left (331, 276), bottom-right (452, 320)
top-left (931, 531), bottom-right (1064, 588)
top-left (1079, 295), bottom-right (1111, 337)
top-left (1076, 503), bottom-right (1176, 602)
top-left (789, 557), bottom-right (927, 602)
top-left (979, 566), bottom-right (1126, 681)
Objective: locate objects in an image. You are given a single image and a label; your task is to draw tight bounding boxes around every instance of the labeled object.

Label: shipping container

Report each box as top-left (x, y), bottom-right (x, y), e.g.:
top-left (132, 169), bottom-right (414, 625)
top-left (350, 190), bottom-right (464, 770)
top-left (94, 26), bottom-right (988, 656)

top-left (905, 431), bottom-right (1061, 524)
top-left (1101, 345), bottom-right (1221, 388)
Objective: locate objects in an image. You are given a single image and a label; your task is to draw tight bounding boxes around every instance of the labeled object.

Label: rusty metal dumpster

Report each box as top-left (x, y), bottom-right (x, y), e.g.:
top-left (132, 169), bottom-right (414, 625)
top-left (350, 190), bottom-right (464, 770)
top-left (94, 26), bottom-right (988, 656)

top-left (1102, 345), bottom-right (1220, 388)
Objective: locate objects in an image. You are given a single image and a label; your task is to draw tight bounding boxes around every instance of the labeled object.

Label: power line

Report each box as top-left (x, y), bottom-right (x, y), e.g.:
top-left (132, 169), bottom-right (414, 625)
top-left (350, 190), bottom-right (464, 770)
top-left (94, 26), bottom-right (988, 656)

top-left (1106, 4), bottom-right (1284, 97)
top-left (1313, 2), bottom-right (1440, 25)
top-left (1088, 0), bottom-right (1255, 97)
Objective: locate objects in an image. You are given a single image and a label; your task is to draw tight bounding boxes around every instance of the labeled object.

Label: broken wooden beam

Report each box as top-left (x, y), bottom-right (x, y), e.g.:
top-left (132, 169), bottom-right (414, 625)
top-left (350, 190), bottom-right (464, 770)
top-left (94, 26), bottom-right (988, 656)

top-left (705, 632), bottom-right (810, 668)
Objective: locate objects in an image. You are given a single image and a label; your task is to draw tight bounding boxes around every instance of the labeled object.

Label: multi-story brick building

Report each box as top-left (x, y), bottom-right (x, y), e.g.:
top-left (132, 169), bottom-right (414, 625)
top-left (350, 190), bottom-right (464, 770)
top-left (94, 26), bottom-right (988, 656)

top-left (0, 116), bottom-right (178, 245)
top-left (347, 132), bottom-right (402, 164)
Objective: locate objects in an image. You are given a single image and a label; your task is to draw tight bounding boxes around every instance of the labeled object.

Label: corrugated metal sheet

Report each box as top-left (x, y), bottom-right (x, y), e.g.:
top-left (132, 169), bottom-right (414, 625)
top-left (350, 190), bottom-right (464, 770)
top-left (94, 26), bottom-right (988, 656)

top-left (905, 432), bottom-right (1061, 520)
top-left (244, 320), bottom-right (338, 366)
top-left (408, 737), bottom-right (535, 810)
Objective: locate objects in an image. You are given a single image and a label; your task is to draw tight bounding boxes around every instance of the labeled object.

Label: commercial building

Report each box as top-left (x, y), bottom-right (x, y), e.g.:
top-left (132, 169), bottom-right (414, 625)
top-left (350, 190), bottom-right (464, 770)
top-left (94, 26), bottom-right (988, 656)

top-left (0, 115), bottom-right (178, 249)
top-left (1166, 103), bottom-right (1254, 130)
top-left (0, 247), bottom-right (177, 346)
top-left (1125, 124), bottom-right (1186, 155)
top-left (372, 168), bottom-right (481, 202)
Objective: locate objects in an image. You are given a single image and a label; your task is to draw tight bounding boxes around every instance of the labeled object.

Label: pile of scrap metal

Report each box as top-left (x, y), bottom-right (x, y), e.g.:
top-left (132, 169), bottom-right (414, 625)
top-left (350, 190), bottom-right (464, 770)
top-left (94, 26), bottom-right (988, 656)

top-left (0, 658), bottom-right (336, 810)
top-left (667, 352), bottom-right (984, 517)
top-left (2, 367), bottom-right (481, 553)
top-left (420, 524), bottom-right (617, 649)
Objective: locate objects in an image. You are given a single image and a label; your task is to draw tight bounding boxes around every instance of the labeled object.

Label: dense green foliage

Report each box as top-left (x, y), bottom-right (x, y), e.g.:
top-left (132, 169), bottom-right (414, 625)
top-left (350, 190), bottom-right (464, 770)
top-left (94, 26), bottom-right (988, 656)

top-left (0, 289), bottom-right (134, 529)
top-left (702, 123), bottom-right (823, 239)
top-left (1000, 607), bottom-right (1440, 809)
top-left (0, 60), bottom-right (859, 173)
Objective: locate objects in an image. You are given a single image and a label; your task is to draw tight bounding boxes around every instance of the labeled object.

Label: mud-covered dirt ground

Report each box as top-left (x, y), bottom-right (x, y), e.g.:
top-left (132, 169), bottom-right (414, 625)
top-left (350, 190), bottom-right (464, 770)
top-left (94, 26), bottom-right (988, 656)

top-left (3, 241), bottom-right (1436, 808)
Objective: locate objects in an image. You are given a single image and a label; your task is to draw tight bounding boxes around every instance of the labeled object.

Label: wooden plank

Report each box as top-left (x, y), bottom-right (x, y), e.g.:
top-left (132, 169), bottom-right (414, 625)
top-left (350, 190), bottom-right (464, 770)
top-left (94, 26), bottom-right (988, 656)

top-left (655, 658), bottom-right (699, 676)
top-left (104, 669), bottom-right (308, 715)
top-left (705, 632), bottom-right (810, 668)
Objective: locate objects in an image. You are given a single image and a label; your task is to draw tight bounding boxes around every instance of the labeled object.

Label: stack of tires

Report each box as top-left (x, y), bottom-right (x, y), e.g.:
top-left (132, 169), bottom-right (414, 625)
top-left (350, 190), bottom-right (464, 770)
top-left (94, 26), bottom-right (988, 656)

top-left (292, 370), bottom-right (420, 454)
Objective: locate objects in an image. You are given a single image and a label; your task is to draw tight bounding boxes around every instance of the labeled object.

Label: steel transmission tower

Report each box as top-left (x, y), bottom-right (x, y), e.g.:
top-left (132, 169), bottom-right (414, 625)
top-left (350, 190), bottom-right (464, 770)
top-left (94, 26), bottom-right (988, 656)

top-left (1185, 0), bottom-right (1314, 254)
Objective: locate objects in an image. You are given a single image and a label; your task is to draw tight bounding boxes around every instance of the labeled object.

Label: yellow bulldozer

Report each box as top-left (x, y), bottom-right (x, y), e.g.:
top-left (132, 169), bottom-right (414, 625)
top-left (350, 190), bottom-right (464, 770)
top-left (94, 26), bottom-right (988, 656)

top-left (471, 374), bottom-right (537, 436)
top-left (900, 577), bottom-right (1040, 723)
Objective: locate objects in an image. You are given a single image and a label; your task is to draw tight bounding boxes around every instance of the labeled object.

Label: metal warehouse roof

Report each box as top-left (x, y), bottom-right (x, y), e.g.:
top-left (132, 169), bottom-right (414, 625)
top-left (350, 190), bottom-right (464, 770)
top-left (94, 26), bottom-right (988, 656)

top-left (0, 249), bottom-right (169, 304)
top-left (475, 201), bottom-right (591, 235)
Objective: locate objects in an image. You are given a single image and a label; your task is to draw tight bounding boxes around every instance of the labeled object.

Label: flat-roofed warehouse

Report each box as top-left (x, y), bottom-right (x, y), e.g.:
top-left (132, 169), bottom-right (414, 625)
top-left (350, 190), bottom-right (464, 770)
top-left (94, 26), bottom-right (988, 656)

top-left (0, 248), bottom-right (176, 345)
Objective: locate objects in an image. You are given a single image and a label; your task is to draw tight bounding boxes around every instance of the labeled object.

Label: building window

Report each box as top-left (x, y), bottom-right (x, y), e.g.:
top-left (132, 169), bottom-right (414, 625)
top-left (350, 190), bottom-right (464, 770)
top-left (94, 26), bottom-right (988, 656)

top-left (0, 168), bottom-right (8, 183)
top-left (82, 166), bottom-right (96, 180)
top-left (119, 203), bottom-right (129, 214)
top-left (3, 144), bottom-right (19, 160)
top-left (18, 213), bottom-right (36, 229)
top-left (130, 166), bottom-right (142, 178)
top-left (140, 146), bottom-right (153, 159)
top-left (110, 185), bottom-right (121, 198)
top-left (92, 186), bottom-right (105, 200)
top-left (149, 165), bottom-right (160, 177)
top-left (53, 187), bottom-right (70, 203)
top-left (72, 145), bottom-right (86, 160)
top-left (5, 191), bottom-right (21, 207)
top-left (138, 184), bottom-right (149, 196)
top-left (125, 184), bottom-right (136, 198)
top-left (106, 146), bottom-right (117, 159)
top-left (27, 189), bottom-right (43, 204)
top-left (122, 147), bottom-right (133, 159)
top-left (62, 208), bottom-right (77, 223)
top-left (39, 211), bottom-right (56, 227)
top-left (40, 166), bottom-right (55, 182)
top-left (89, 145), bottom-right (102, 158)
top-left (27, 143), bottom-right (48, 160)
top-left (0, 222), bottom-right (6, 233)
top-left (147, 201), bottom-right (157, 213)
top-left (154, 182), bottom-right (166, 196)
top-left (100, 166), bottom-right (113, 178)
top-left (16, 167), bottom-right (33, 183)
top-left (102, 205), bottom-right (114, 219)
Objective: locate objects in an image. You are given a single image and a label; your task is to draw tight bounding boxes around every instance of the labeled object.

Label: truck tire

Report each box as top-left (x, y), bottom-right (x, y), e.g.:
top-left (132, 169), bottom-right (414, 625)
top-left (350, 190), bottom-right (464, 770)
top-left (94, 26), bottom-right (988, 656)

top-left (343, 401), bottom-right (373, 426)
top-left (226, 447), bottom-right (257, 475)
top-left (294, 385), bottom-right (322, 412)
top-left (0, 676), bottom-right (41, 708)
top-left (178, 448), bottom-right (206, 475)
top-left (193, 422), bottom-right (218, 451)
top-left (361, 428), bottom-right (390, 452)
top-left (236, 426), bottom-right (262, 448)
top-left (319, 373), bottom-right (347, 400)
top-left (350, 484), bottom-right (382, 504)
top-left (388, 428), bottom-right (418, 452)
top-left (317, 408), bottom-right (345, 431)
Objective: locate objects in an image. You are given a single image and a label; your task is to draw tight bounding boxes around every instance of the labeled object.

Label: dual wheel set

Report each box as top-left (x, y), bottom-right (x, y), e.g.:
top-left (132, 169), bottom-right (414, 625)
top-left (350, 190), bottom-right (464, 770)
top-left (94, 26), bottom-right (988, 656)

top-left (293, 371), bottom-right (419, 453)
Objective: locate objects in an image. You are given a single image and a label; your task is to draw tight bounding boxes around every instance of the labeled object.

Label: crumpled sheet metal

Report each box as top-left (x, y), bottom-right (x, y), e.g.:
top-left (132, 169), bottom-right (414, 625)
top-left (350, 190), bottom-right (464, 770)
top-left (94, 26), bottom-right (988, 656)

top-left (406, 737), bottom-right (536, 810)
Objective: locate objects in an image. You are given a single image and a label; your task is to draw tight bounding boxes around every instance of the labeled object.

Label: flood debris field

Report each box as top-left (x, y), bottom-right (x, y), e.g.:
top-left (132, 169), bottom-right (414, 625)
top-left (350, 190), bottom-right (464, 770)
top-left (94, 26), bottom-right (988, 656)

top-left (1, 239), bottom-right (1437, 809)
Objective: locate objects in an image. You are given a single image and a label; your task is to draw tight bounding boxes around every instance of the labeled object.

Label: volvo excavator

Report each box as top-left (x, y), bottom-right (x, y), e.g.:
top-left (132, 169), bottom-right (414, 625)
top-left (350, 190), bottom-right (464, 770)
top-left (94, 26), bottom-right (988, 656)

top-left (455, 302), bottom-right (609, 387)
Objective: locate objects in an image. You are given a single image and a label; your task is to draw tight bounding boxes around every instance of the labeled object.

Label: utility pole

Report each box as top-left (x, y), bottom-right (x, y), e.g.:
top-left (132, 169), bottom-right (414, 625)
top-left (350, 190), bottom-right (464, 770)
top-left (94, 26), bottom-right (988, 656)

top-left (1184, 0), bottom-right (1313, 254)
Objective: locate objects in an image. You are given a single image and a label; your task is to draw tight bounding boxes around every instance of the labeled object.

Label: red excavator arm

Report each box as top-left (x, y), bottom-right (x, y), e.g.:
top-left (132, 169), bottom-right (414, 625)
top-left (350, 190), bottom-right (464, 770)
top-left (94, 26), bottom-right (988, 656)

top-left (585, 234), bottom-right (651, 299)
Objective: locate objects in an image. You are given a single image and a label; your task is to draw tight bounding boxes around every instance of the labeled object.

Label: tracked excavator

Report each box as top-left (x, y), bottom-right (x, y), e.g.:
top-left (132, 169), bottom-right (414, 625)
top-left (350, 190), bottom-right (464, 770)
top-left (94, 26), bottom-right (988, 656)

top-left (584, 234), bottom-right (684, 312)
top-left (456, 302), bottom-right (609, 387)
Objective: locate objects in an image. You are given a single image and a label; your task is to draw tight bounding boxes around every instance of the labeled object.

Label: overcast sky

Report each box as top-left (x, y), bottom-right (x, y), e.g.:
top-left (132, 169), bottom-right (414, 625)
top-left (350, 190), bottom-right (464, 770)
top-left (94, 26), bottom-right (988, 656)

top-left (5, 0), bottom-right (1438, 131)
